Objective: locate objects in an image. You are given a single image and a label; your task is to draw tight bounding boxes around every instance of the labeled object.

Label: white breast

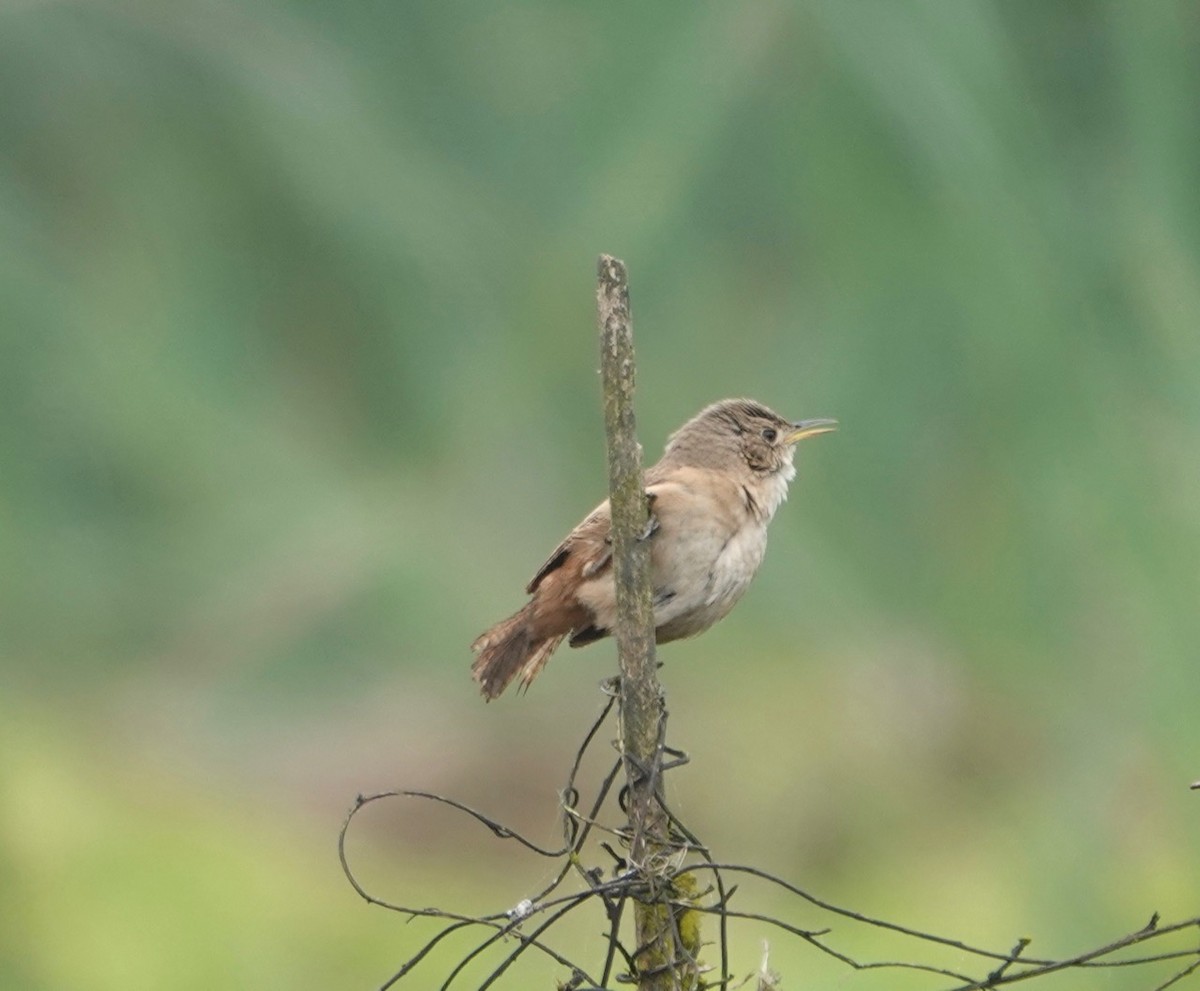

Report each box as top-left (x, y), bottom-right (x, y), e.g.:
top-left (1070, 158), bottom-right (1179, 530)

top-left (706, 518), bottom-right (768, 606)
top-left (752, 463), bottom-right (794, 522)
top-left (585, 463), bottom-right (794, 643)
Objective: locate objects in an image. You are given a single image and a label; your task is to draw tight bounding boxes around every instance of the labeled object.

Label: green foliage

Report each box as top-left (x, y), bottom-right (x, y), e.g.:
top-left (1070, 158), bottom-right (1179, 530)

top-left (2, 2), bottom-right (1199, 988)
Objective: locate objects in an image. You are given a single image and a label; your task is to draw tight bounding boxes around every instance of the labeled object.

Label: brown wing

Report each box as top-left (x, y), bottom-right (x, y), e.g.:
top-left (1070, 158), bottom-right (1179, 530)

top-left (525, 489), bottom-right (663, 595)
top-left (525, 501), bottom-right (613, 594)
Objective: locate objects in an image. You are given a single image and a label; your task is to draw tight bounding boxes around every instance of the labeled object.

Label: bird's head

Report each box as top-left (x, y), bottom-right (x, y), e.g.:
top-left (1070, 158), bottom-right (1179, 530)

top-left (662, 398), bottom-right (836, 480)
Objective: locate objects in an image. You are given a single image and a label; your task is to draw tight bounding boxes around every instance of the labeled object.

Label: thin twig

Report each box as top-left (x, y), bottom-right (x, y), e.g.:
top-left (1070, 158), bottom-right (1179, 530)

top-left (342, 689), bottom-right (1200, 990)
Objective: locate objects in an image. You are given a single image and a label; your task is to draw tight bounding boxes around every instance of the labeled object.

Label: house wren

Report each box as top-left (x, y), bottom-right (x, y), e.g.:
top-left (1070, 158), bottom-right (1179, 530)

top-left (471, 398), bottom-right (835, 699)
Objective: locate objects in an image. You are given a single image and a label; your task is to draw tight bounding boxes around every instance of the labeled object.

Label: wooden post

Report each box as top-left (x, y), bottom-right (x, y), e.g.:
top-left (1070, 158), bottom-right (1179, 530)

top-left (596, 255), bottom-right (696, 990)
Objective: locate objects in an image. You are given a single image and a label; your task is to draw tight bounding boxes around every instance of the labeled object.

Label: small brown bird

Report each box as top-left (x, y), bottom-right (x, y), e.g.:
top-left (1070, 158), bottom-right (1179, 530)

top-left (471, 399), bottom-right (835, 699)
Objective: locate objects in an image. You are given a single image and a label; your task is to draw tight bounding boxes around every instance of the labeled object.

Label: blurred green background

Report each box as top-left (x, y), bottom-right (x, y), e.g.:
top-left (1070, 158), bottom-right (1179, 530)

top-left (3, 1), bottom-right (1199, 988)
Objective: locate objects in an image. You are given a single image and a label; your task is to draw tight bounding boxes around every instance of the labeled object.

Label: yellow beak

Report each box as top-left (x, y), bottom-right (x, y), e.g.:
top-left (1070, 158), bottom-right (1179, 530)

top-left (784, 418), bottom-right (838, 444)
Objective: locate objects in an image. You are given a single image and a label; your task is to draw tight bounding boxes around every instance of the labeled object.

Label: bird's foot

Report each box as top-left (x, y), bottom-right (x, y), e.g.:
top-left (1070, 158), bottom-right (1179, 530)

top-left (637, 513), bottom-right (660, 542)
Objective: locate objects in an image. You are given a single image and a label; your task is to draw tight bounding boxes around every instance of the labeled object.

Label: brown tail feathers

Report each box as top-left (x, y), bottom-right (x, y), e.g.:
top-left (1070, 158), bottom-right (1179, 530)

top-left (471, 605), bottom-right (565, 700)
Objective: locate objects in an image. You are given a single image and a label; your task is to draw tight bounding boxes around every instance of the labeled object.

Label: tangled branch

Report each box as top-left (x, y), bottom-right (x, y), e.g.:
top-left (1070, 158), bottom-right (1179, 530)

top-left (340, 694), bottom-right (1200, 990)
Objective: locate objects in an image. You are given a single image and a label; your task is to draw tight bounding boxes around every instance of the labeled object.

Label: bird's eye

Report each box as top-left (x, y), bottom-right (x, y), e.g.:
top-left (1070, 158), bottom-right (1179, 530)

top-left (761, 427), bottom-right (777, 442)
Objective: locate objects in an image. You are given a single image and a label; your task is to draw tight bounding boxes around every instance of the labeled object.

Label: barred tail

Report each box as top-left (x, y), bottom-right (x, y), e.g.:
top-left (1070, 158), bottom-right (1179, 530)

top-left (470, 606), bottom-right (564, 700)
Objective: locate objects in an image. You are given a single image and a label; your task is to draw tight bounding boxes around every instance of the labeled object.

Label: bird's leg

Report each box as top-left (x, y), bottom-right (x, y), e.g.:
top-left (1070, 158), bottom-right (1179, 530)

top-left (637, 513), bottom-right (660, 542)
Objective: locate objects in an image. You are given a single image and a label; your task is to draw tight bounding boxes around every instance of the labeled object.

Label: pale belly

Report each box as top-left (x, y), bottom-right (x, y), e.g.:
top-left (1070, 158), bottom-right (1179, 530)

top-left (575, 471), bottom-right (771, 643)
top-left (653, 518), bottom-right (768, 642)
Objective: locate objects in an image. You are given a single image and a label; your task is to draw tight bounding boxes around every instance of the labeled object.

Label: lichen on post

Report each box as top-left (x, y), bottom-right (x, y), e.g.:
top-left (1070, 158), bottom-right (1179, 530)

top-left (596, 254), bottom-right (700, 990)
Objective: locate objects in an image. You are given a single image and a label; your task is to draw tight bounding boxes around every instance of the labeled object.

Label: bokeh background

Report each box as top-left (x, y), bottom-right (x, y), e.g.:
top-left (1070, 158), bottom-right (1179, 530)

top-left (3, 2), bottom-right (1199, 988)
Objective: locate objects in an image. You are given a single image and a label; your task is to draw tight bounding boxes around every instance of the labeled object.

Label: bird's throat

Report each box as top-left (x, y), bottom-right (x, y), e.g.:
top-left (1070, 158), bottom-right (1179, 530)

top-left (747, 465), bottom-right (794, 523)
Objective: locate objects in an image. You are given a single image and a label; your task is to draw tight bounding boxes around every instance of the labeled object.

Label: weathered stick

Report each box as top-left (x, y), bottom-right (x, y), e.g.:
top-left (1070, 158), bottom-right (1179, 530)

top-left (596, 255), bottom-right (695, 990)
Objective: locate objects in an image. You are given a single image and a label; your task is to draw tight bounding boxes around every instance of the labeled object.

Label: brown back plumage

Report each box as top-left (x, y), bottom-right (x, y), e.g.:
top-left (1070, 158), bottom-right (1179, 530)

top-left (470, 398), bottom-right (835, 699)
